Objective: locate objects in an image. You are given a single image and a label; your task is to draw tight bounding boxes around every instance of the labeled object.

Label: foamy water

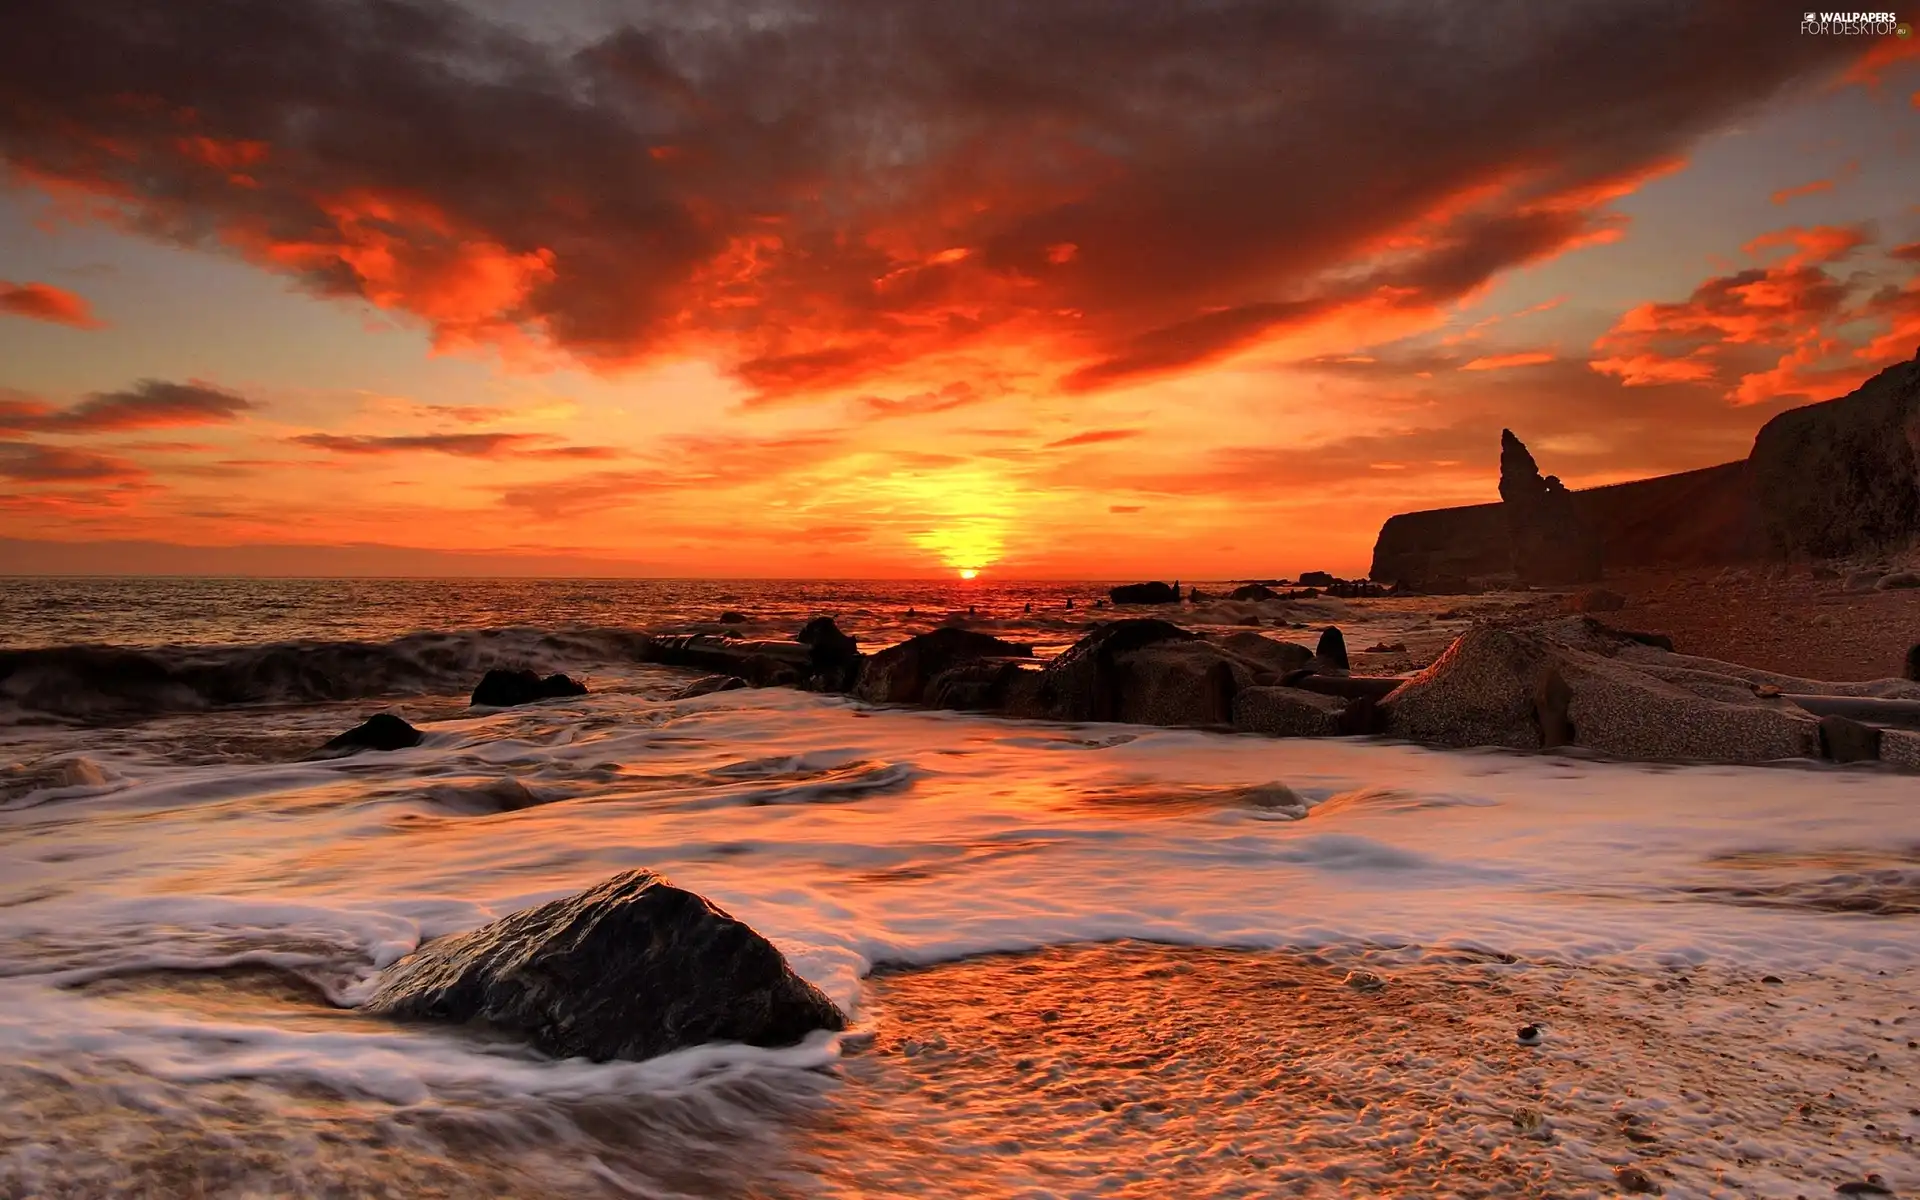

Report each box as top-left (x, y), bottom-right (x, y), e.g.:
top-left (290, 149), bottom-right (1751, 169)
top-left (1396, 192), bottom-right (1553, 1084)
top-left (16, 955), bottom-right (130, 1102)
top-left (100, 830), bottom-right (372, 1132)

top-left (1, 579), bottom-right (1915, 1196)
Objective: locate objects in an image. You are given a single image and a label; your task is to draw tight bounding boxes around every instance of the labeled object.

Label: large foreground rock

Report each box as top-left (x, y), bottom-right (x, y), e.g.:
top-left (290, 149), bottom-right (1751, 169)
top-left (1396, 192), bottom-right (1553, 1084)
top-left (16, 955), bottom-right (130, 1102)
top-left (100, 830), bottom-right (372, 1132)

top-left (471, 669), bottom-right (588, 707)
top-left (854, 628), bottom-right (1034, 705)
top-left (1378, 625), bottom-right (1828, 762)
top-left (365, 870), bottom-right (845, 1062)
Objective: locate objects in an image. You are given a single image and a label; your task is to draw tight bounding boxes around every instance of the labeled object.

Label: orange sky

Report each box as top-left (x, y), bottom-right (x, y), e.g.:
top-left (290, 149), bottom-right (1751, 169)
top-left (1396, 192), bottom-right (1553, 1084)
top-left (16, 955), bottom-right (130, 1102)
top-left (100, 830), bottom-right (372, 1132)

top-left (2, 3), bottom-right (1918, 578)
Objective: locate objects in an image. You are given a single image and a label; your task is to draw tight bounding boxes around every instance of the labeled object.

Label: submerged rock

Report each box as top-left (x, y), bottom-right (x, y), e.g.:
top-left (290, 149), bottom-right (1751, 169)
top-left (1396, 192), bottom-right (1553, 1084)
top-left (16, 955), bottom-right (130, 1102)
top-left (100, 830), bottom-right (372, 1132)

top-left (471, 669), bottom-right (588, 708)
top-left (795, 617), bottom-right (862, 691)
top-left (1108, 581), bottom-right (1181, 605)
top-left (854, 628), bottom-right (1033, 706)
top-left (317, 712), bottom-right (423, 754)
top-left (673, 675), bottom-right (748, 700)
top-left (1228, 583), bottom-right (1279, 602)
top-left (365, 870), bottom-right (846, 1063)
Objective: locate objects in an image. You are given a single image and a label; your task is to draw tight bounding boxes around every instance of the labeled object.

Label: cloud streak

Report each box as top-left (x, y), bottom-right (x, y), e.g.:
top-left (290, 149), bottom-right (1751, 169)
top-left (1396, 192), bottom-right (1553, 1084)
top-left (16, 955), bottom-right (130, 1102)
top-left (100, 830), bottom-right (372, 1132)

top-left (0, 280), bottom-right (104, 328)
top-left (0, 380), bottom-right (252, 433)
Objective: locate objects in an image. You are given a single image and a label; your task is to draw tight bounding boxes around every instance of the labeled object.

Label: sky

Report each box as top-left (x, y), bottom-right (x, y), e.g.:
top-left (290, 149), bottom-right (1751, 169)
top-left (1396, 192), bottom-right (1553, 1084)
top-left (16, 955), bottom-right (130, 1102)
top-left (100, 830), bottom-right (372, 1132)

top-left (1, 1), bottom-right (1918, 579)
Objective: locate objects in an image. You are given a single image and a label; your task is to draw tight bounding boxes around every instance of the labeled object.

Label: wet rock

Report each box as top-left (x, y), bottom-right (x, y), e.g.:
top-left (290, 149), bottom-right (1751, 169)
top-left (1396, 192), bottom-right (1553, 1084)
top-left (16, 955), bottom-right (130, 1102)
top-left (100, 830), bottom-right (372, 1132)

top-left (317, 712), bottom-right (423, 754)
top-left (1214, 631), bottom-right (1314, 674)
top-left (1314, 626), bottom-right (1349, 673)
top-left (1378, 625), bottom-right (1821, 762)
top-left (1362, 641), bottom-right (1407, 654)
top-left (365, 869), bottom-right (846, 1063)
top-left (1613, 1164), bottom-right (1659, 1194)
top-left (673, 675), bottom-right (748, 700)
top-left (1006, 620), bottom-right (1284, 727)
top-left (1847, 569), bottom-right (1885, 592)
top-left (1188, 587), bottom-right (1211, 603)
top-left (1108, 581), bottom-right (1180, 605)
top-left (1230, 686), bottom-right (1345, 737)
top-left (1907, 643), bottom-right (1920, 682)
top-left (924, 659), bottom-right (1030, 711)
top-left (1834, 1178), bottom-right (1893, 1197)
top-left (795, 617), bottom-right (862, 691)
top-left (1003, 619), bottom-right (1197, 722)
top-left (1501, 429), bottom-right (1604, 585)
top-left (1516, 1024), bottom-right (1542, 1046)
top-left (1566, 586), bottom-right (1627, 613)
top-left (1228, 583), bottom-right (1279, 602)
top-left (1297, 571), bottom-right (1336, 588)
top-left (1876, 570), bottom-right (1920, 590)
top-left (854, 628), bottom-right (1033, 706)
top-left (1818, 714), bottom-right (1883, 764)
top-left (718, 611), bottom-right (748, 624)
top-left (1343, 969), bottom-right (1386, 992)
top-left (471, 669), bottom-right (589, 708)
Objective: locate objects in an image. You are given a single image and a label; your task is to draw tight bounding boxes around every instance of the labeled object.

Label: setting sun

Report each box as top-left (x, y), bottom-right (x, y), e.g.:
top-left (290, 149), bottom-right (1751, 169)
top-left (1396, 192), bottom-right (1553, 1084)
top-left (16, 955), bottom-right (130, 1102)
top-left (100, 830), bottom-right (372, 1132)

top-left (959, 568), bottom-right (978, 579)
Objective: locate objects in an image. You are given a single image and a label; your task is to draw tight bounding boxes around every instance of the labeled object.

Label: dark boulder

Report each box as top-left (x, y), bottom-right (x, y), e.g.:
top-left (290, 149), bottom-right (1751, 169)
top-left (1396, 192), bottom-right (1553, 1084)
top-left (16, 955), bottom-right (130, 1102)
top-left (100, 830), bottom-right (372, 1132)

top-left (925, 659), bottom-right (1031, 710)
top-left (1003, 619), bottom-right (1198, 722)
top-left (1749, 352), bottom-right (1920, 559)
top-left (1108, 581), bottom-right (1180, 605)
top-left (1188, 587), bottom-right (1211, 603)
top-left (719, 611), bottom-right (748, 624)
top-left (471, 669), bottom-right (589, 708)
top-left (365, 870), bottom-right (846, 1063)
top-left (316, 712), bottom-right (422, 755)
top-left (1315, 627), bottom-right (1350, 673)
top-left (1297, 571), bottom-right (1336, 588)
top-left (1215, 631), bottom-right (1314, 674)
top-left (673, 675), bottom-right (748, 700)
top-left (1907, 643), bottom-right (1920, 683)
top-left (1500, 429), bottom-right (1604, 585)
top-left (1566, 587), bottom-right (1627, 613)
top-left (1228, 583), bottom-right (1279, 602)
top-left (854, 628), bottom-right (1034, 706)
top-left (795, 617), bottom-right (862, 691)
top-left (1230, 686), bottom-right (1344, 737)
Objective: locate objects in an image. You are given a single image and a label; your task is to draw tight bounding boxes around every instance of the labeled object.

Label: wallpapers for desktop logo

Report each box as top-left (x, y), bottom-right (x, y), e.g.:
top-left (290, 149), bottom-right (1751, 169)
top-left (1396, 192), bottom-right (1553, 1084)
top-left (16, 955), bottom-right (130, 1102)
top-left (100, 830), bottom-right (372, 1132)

top-left (1800, 10), bottom-right (1909, 34)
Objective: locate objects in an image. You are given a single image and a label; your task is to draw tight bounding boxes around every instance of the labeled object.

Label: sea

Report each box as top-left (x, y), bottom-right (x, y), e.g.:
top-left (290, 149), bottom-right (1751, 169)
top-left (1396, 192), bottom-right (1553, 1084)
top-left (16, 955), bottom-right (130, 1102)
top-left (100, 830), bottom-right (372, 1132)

top-left (1, 577), bottom-right (1916, 1198)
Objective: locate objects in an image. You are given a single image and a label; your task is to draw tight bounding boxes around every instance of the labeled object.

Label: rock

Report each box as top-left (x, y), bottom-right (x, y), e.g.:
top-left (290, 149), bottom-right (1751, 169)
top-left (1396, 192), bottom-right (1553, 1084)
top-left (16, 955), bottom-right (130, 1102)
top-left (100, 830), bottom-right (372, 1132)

top-left (719, 611), bottom-right (748, 624)
top-left (1229, 583), bottom-right (1279, 602)
top-left (1613, 1164), bottom-right (1659, 1194)
top-left (1343, 969), bottom-right (1386, 992)
top-left (1818, 714), bottom-right (1882, 763)
top-left (1004, 619), bottom-right (1198, 722)
top-left (1846, 569), bottom-right (1884, 592)
top-left (1297, 571), bottom-right (1336, 588)
top-left (1362, 641), bottom-right (1407, 654)
top-left (1908, 643), bottom-right (1920, 682)
top-left (1215, 631), bottom-right (1314, 674)
top-left (365, 870), bottom-right (845, 1063)
top-left (1750, 353), bottom-right (1920, 558)
top-left (854, 628), bottom-right (1034, 706)
top-left (1108, 581), bottom-right (1180, 605)
top-left (1516, 1024), bottom-right (1542, 1046)
top-left (1314, 627), bottom-right (1349, 673)
top-left (1810, 564), bottom-right (1841, 579)
top-left (673, 675), bottom-right (748, 699)
top-left (1004, 619), bottom-right (1285, 727)
top-left (1108, 640), bottom-right (1242, 726)
top-left (471, 669), bottom-right (589, 708)
top-left (1378, 626), bottom-right (1821, 762)
top-left (317, 712), bottom-right (423, 754)
top-left (924, 659), bottom-right (1030, 710)
top-left (795, 617), bottom-right (862, 691)
top-left (1566, 587), bottom-right (1626, 613)
top-left (1834, 1179), bottom-right (1893, 1197)
top-left (1876, 570), bottom-right (1920, 590)
top-left (1230, 686), bottom-right (1344, 737)
top-left (1188, 587), bottom-right (1211, 603)
top-left (1500, 429), bottom-right (1604, 585)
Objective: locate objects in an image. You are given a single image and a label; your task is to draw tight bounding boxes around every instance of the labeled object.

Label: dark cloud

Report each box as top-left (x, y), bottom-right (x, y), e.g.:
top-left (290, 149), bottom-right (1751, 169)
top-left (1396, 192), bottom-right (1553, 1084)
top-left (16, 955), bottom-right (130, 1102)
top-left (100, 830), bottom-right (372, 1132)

top-left (290, 432), bottom-right (618, 458)
top-left (0, 443), bottom-right (147, 482)
top-left (0, 0), bottom-right (1867, 396)
top-left (0, 280), bottom-right (104, 328)
top-left (0, 380), bottom-right (252, 433)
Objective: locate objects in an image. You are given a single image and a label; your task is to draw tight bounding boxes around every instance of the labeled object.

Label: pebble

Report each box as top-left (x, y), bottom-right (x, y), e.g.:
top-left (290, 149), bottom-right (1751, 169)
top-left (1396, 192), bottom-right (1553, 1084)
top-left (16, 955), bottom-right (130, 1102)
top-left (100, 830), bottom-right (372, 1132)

top-left (1517, 1024), bottom-right (1543, 1046)
top-left (1343, 970), bottom-right (1387, 992)
top-left (1614, 1164), bottom-right (1659, 1193)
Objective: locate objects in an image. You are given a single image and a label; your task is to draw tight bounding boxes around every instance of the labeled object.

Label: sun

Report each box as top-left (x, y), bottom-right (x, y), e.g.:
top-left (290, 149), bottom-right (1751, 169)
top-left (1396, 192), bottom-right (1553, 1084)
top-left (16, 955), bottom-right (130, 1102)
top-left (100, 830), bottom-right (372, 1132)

top-left (959, 568), bottom-right (979, 580)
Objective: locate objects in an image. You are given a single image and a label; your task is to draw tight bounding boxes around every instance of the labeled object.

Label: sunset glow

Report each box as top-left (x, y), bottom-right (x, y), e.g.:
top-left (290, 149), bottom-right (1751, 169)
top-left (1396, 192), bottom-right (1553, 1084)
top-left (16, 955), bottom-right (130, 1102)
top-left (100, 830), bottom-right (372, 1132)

top-left (1, 5), bottom-right (1916, 577)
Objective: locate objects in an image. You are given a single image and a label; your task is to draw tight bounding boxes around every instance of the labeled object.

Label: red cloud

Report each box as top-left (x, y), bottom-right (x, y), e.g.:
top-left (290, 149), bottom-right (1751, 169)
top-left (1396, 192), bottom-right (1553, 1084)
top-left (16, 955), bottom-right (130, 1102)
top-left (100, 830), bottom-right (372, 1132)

top-left (0, 280), bottom-right (104, 329)
top-left (1590, 223), bottom-right (1920, 406)
top-left (1461, 351), bottom-right (1555, 371)
top-left (0, 0), bottom-right (1872, 398)
top-left (1046, 428), bottom-right (1143, 449)
top-left (289, 432), bottom-right (618, 459)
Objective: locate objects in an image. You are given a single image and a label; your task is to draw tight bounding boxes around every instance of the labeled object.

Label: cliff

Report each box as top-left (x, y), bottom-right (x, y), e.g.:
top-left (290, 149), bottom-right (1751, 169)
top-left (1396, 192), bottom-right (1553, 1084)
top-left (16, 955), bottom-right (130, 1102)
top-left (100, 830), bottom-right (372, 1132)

top-left (1370, 350), bottom-right (1920, 587)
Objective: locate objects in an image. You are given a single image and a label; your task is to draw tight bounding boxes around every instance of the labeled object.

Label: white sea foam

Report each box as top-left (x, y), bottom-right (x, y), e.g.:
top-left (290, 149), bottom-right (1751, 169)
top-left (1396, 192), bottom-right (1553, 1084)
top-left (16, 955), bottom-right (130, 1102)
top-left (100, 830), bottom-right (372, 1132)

top-left (2, 680), bottom-right (1916, 1195)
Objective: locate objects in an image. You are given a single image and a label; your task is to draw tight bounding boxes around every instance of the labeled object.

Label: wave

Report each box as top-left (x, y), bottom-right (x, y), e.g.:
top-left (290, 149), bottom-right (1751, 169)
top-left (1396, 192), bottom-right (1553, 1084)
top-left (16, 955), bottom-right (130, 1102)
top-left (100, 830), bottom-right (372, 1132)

top-left (0, 626), bottom-right (656, 720)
